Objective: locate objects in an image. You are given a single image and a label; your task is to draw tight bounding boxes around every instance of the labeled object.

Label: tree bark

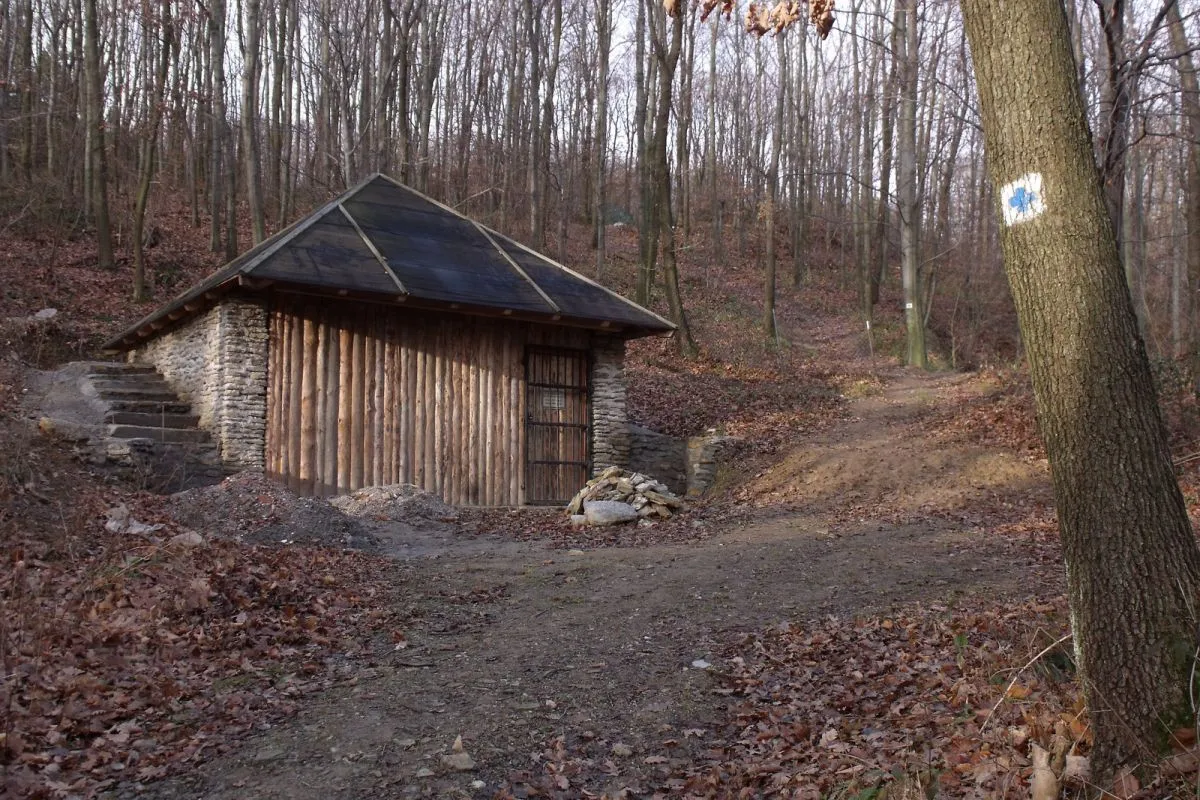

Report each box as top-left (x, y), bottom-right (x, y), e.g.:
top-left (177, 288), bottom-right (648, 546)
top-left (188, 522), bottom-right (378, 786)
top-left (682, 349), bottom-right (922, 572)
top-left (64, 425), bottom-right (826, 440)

top-left (763, 33), bottom-right (783, 340)
top-left (1168, 0), bottom-right (1200, 363)
top-left (650, 0), bottom-right (696, 356)
top-left (962, 0), bottom-right (1200, 781)
top-left (133, 0), bottom-right (173, 302)
top-left (241, 0), bottom-right (266, 243)
top-left (897, 0), bottom-right (925, 367)
top-left (83, 0), bottom-right (113, 268)
top-left (594, 0), bottom-right (611, 278)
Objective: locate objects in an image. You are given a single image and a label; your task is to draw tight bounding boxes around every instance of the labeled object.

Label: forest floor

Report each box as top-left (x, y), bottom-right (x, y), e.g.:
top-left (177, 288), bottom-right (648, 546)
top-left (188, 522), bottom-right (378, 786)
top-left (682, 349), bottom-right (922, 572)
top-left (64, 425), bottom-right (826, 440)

top-left (7, 214), bottom-right (1200, 798)
top-left (89, 310), bottom-right (1069, 799)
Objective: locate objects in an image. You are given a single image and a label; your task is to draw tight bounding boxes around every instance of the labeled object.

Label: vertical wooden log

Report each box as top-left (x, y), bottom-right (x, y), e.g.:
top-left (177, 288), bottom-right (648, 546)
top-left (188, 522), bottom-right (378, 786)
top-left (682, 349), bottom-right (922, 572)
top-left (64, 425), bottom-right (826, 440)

top-left (504, 327), bottom-right (516, 505)
top-left (363, 316), bottom-right (376, 488)
top-left (299, 312), bottom-right (318, 494)
top-left (323, 313), bottom-right (339, 495)
top-left (399, 321), bottom-right (412, 485)
top-left (382, 316), bottom-right (396, 485)
top-left (468, 334), bottom-right (480, 505)
top-left (351, 324), bottom-right (365, 490)
top-left (337, 326), bottom-right (352, 493)
top-left (374, 314), bottom-right (386, 484)
top-left (414, 324), bottom-right (427, 489)
top-left (453, 328), bottom-right (465, 504)
top-left (516, 330), bottom-right (526, 505)
top-left (277, 312), bottom-right (292, 482)
top-left (313, 310), bottom-right (328, 496)
top-left (433, 324), bottom-right (444, 498)
top-left (481, 328), bottom-right (492, 505)
top-left (287, 310), bottom-right (304, 492)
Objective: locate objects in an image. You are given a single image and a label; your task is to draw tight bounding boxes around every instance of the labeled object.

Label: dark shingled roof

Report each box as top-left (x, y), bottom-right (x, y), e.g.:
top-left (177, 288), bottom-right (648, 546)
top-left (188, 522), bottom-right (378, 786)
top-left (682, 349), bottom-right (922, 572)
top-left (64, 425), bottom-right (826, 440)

top-left (105, 174), bottom-right (674, 350)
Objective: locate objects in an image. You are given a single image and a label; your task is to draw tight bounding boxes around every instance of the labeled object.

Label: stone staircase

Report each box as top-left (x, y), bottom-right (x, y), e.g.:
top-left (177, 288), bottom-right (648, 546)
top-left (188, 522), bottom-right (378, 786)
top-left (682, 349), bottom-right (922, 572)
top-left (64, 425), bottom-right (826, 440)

top-left (84, 363), bottom-right (224, 489)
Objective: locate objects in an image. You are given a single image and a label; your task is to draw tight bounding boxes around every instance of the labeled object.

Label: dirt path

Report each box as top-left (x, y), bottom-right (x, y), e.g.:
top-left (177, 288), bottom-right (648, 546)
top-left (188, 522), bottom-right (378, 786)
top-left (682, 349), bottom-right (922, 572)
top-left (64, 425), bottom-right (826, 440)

top-left (123, 367), bottom-right (1059, 800)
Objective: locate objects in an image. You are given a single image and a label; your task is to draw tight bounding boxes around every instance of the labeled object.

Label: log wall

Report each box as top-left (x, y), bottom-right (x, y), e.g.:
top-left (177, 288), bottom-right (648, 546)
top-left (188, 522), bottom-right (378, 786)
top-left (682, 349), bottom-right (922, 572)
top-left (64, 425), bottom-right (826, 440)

top-left (264, 295), bottom-right (591, 504)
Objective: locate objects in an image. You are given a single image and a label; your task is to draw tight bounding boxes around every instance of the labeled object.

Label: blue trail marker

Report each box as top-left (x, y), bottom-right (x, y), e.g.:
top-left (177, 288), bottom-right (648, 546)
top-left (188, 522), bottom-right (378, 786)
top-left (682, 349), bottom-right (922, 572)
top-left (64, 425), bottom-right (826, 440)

top-left (1000, 173), bottom-right (1045, 226)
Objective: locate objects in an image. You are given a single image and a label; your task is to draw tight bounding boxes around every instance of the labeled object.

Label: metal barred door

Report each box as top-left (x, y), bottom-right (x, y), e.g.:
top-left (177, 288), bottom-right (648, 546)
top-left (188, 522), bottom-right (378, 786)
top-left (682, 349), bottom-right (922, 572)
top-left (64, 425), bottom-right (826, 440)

top-left (525, 347), bottom-right (590, 505)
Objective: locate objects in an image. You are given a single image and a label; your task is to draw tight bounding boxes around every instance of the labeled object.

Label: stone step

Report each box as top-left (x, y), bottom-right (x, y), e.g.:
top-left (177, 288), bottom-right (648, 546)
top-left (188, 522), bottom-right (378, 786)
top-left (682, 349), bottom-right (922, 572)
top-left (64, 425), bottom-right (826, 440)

top-left (94, 386), bottom-right (181, 402)
top-left (107, 425), bottom-right (212, 444)
top-left (91, 377), bottom-right (173, 391)
top-left (87, 363), bottom-right (159, 377)
top-left (103, 411), bottom-right (200, 428)
top-left (107, 399), bottom-right (192, 415)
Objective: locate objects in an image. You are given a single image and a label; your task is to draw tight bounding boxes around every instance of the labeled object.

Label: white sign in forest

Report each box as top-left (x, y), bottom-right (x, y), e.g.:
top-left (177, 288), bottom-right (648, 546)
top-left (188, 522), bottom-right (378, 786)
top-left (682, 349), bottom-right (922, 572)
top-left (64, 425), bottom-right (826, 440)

top-left (1000, 173), bottom-right (1046, 226)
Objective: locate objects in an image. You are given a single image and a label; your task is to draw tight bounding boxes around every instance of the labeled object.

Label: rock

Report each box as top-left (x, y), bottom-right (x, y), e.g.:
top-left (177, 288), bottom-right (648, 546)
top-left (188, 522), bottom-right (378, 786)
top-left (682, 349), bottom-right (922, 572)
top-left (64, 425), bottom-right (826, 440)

top-left (569, 514), bottom-right (587, 527)
top-left (583, 500), bottom-right (638, 526)
top-left (691, 659), bottom-right (712, 670)
top-left (440, 752), bottom-right (475, 772)
top-left (415, 767), bottom-right (435, 778)
top-left (611, 742), bottom-right (633, 757)
top-left (33, 308), bottom-right (58, 321)
top-left (167, 530), bottom-right (206, 549)
top-left (104, 504), bottom-right (131, 533)
top-left (252, 746), bottom-right (286, 763)
top-left (643, 489), bottom-right (683, 509)
top-left (566, 467), bottom-right (685, 519)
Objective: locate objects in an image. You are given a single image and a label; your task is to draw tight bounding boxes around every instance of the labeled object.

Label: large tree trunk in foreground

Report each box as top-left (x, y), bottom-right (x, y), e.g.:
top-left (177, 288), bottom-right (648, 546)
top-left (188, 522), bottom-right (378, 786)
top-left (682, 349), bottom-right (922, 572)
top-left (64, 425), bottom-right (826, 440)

top-left (962, 0), bottom-right (1200, 782)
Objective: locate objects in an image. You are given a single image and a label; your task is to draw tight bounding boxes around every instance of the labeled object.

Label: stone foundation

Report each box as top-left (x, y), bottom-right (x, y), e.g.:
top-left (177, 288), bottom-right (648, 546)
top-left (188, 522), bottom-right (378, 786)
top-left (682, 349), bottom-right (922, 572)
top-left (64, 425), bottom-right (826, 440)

top-left (590, 335), bottom-right (630, 474)
top-left (130, 296), bottom-right (268, 470)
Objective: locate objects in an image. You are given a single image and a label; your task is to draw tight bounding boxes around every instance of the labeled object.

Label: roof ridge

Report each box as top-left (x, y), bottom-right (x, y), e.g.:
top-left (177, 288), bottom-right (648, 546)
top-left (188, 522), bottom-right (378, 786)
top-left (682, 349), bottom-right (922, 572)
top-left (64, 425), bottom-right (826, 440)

top-left (374, 174), bottom-right (675, 332)
top-left (338, 202), bottom-right (409, 295)
top-left (235, 173), bottom-right (383, 279)
top-left (486, 228), bottom-right (677, 332)
top-left (470, 219), bottom-right (560, 313)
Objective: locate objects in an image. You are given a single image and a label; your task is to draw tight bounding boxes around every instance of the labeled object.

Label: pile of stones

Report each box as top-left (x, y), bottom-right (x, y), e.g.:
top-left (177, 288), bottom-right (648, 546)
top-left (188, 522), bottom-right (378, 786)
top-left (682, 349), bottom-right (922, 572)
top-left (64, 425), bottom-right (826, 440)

top-left (565, 466), bottom-right (685, 526)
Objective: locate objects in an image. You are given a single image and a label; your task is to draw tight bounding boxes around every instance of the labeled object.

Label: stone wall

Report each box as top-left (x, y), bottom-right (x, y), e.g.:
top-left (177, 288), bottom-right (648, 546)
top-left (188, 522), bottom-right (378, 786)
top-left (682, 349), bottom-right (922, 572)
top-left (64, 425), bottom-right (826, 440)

top-left (686, 434), bottom-right (739, 497)
top-left (130, 296), bottom-right (268, 470)
top-left (628, 424), bottom-right (687, 495)
top-left (590, 335), bottom-right (630, 474)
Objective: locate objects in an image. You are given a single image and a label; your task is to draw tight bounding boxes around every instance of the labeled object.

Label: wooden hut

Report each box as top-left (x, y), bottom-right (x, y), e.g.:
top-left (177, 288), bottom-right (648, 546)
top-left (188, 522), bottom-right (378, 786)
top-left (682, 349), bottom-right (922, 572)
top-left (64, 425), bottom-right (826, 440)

top-left (104, 174), bottom-right (673, 505)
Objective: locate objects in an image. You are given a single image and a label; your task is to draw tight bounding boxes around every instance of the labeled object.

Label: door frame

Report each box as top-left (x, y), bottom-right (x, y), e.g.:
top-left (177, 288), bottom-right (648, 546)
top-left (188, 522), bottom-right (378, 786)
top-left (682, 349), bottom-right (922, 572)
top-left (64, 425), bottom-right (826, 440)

top-left (523, 345), bottom-right (592, 505)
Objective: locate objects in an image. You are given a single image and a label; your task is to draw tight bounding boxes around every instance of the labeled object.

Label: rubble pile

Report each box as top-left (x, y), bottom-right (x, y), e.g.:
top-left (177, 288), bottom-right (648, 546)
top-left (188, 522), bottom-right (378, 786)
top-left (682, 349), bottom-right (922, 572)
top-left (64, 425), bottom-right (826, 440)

top-left (565, 466), bottom-right (685, 522)
top-left (331, 483), bottom-right (460, 524)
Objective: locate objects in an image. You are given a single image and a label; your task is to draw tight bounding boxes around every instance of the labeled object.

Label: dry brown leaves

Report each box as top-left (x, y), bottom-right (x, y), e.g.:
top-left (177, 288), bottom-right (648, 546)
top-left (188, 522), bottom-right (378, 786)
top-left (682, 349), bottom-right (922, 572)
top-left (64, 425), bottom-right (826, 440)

top-left (2, 486), bottom-right (407, 799)
top-left (674, 598), bottom-right (1080, 797)
top-left (495, 599), bottom-right (1092, 798)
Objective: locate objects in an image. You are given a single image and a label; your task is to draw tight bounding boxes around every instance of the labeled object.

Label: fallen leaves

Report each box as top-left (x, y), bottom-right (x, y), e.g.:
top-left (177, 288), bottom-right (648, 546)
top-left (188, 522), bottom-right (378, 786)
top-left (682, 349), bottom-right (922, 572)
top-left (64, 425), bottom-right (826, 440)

top-left (1, 474), bottom-right (409, 798)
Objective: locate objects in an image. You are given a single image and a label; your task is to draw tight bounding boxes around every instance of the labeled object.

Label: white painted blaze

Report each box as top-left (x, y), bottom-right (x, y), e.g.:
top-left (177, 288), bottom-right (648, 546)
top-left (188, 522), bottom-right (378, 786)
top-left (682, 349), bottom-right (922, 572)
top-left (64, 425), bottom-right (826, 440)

top-left (1001, 172), bottom-right (1046, 226)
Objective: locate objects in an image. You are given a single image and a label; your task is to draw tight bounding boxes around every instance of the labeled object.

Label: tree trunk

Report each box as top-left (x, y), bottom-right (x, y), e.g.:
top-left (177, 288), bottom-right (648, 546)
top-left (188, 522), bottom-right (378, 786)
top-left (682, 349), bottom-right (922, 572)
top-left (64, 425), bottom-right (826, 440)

top-left (241, 0), bottom-right (266, 243)
top-left (873, 0), bottom-right (900, 306)
top-left (208, 0), bottom-right (228, 253)
top-left (650, 0), bottom-right (696, 356)
top-left (83, 0), bottom-right (113, 268)
top-left (763, 33), bottom-right (783, 340)
top-left (594, 0), bottom-right (611, 278)
top-left (634, 0), bottom-right (654, 305)
top-left (897, 0), bottom-right (925, 367)
top-left (133, 0), bottom-right (173, 302)
top-left (1168, 0), bottom-right (1200, 363)
top-left (962, 0), bottom-right (1200, 781)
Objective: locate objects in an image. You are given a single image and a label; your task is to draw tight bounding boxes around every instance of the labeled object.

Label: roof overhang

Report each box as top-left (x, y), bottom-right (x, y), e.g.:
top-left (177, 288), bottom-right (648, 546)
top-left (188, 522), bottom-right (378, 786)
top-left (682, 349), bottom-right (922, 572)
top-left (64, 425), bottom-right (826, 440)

top-left (103, 280), bottom-right (674, 353)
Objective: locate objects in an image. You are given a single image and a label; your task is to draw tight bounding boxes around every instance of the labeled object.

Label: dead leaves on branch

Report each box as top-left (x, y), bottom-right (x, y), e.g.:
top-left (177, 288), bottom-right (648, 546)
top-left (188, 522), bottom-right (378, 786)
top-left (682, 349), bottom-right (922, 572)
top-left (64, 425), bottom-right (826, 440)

top-left (673, 0), bottom-right (835, 39)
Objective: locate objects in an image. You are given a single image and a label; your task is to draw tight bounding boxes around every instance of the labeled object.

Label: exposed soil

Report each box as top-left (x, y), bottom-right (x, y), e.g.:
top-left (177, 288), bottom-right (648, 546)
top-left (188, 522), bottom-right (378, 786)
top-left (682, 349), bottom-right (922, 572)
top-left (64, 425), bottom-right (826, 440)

top-left (113, 345), bottom-right (1061, 798)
